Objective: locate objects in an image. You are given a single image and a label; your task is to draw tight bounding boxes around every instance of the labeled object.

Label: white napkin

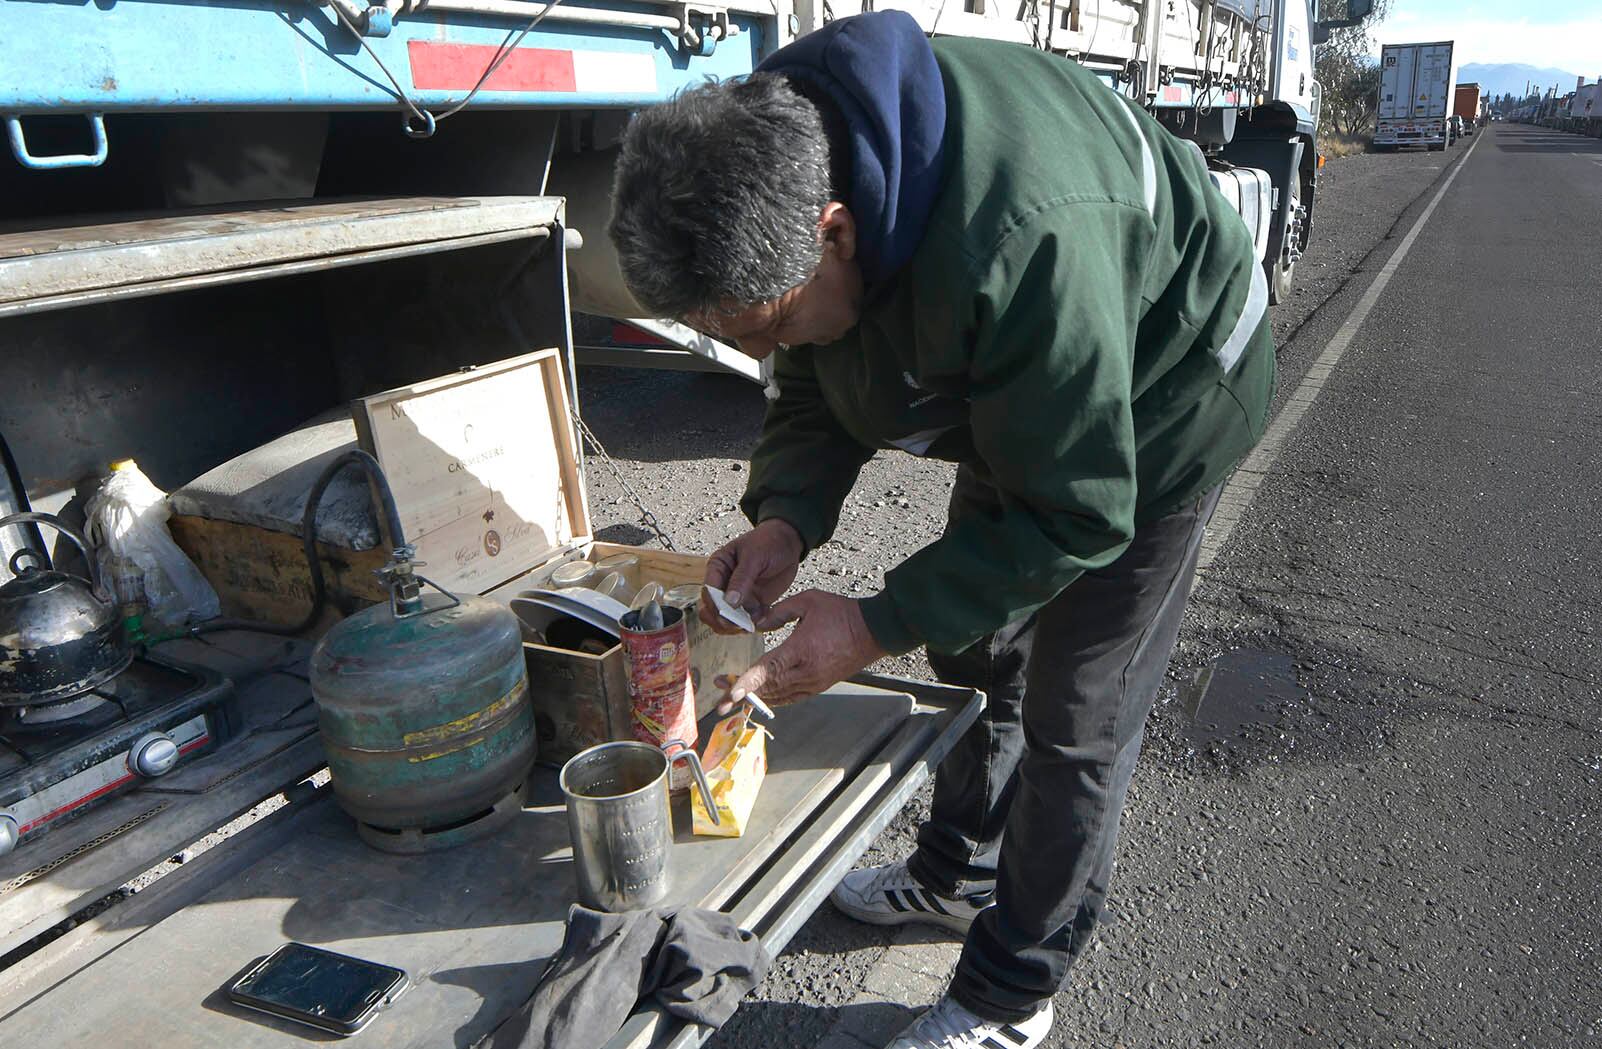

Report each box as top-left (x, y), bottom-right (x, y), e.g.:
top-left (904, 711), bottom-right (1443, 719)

top-left (703, 585), bottom-right (756, 633)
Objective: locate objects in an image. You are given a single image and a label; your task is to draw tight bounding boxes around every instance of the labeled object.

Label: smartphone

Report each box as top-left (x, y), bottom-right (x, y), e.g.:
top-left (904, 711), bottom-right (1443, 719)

top-left (226, 942), bottom-right (408, 1036)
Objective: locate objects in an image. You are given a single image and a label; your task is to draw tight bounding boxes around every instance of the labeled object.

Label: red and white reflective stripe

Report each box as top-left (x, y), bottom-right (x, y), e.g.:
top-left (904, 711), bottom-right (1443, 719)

top-left (407, 42), bottom-right (658, 95)
top-left (11, 715), bottom-right (209, 835)
top-left (1165, 87), bottom-right (1241, 106)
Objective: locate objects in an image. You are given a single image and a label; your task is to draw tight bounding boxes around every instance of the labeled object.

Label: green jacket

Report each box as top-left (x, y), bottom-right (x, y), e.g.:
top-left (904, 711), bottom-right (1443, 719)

top-left (742, 37), bottom-right (1276, 656)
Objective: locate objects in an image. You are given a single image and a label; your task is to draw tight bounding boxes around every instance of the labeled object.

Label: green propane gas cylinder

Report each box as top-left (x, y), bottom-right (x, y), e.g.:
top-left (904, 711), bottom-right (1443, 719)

top-left (310, 572), bottom-right (534, 854)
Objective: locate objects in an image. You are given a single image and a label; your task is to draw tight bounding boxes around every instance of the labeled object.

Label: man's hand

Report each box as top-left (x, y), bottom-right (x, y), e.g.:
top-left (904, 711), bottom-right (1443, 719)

top-left (717, 590), bottom-right (887, 710)
top-left (702, 519), bottom-right (805, 635)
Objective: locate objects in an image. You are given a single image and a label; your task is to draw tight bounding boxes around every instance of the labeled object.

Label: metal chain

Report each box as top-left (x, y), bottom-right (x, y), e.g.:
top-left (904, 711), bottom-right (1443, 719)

top-left (568, 410), bottom-right (677, 551)
top-left (326, 2), bottom-right (429, 131)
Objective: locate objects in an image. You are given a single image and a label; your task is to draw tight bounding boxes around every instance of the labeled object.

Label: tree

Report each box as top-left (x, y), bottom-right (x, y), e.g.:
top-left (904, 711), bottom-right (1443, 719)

top-left (1314, 0), bottom-right (1393, 139)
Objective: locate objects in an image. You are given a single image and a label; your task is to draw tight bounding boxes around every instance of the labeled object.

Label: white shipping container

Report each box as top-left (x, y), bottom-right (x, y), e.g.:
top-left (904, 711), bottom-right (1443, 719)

top-left (1379, 41), bottom-right (1456, 121)
top-left (1375, 40), bottom-right (1456, 147)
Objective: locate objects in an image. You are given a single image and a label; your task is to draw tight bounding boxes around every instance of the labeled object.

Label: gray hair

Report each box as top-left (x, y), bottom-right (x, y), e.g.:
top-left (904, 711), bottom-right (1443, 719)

top-left (608, 73), bottom-right (837, 319)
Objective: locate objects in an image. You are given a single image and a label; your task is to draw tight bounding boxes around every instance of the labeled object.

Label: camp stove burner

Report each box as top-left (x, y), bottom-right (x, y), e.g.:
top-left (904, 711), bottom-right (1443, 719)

top-left (3, 692), bottom-right (119, 727)
top-left (0, 655), bottom-right (238, 858)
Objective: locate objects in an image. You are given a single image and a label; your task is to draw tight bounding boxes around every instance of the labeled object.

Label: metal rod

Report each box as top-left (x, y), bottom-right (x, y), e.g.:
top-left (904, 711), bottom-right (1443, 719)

top-left (409, 0), bottom-right (683, 33)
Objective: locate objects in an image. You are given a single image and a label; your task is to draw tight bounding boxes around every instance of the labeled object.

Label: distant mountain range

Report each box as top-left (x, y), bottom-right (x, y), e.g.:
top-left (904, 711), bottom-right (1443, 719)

top-left (1459, 63), bottom-right (1586, 101)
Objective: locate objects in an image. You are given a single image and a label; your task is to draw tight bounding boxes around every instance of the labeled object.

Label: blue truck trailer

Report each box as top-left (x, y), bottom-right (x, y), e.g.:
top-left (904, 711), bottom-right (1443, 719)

top-left (3, 0), bottom-right (1370, 382)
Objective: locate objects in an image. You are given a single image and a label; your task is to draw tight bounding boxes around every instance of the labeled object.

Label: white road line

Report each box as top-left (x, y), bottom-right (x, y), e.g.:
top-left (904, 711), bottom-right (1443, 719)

top-left (1197, 134), bottom-right (1483, 571)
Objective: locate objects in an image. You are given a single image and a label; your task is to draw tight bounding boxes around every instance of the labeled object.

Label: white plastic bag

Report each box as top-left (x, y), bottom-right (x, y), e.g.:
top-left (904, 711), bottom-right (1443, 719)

top-left (85, 460), bottom-right (220, 624)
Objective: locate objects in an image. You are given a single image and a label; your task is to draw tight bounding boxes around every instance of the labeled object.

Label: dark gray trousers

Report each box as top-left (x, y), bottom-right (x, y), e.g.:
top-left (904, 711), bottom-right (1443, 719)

top-left (907, 466), bottom-right (1221, 1022)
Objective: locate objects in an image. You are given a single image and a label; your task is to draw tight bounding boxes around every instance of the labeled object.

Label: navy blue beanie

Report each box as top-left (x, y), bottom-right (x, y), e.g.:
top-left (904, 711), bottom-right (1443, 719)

top-left (759, 12), bottom-right (948, 284)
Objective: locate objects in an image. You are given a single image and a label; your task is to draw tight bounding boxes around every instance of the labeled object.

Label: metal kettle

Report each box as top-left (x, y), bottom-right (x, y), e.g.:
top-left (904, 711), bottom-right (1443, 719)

top-left (0, 512), bottom-right (131, 704)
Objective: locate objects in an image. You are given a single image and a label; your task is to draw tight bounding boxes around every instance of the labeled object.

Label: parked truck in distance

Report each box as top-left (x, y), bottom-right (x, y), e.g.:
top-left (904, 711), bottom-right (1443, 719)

top-left (1374, 41), bottom-right (1458, 151)
top-left (1560, 81), bottom-right (1602, 137)
top-left (1511, 80), bottom-right (1601, 136)
top-left (1454, 82), bottom-right (1483, 136)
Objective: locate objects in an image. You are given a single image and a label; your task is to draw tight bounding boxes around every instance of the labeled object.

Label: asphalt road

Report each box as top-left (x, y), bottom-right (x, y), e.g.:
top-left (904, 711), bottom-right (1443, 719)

top-left (578, 124), bottom-right (1601, 1048)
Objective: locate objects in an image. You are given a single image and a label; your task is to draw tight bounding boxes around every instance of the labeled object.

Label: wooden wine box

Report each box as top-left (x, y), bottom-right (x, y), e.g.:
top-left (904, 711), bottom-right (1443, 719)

top-left (170, 348), bottom-right (761, 766)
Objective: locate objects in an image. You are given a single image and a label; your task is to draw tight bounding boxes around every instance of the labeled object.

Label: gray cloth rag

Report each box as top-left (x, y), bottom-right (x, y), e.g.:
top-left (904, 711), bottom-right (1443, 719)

top-left (485, 905), bottom-right (772, 1049)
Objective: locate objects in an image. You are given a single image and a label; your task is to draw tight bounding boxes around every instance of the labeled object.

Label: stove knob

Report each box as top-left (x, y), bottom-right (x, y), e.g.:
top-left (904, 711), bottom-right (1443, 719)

top-left (129, 732), bottom-right (181, 778)
top-left (0, 813), bottom-right (16, 857)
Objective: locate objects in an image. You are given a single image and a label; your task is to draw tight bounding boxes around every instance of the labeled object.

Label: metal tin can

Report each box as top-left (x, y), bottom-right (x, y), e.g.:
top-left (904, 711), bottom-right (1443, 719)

top-left (618, 603), bottom-right (696, 790)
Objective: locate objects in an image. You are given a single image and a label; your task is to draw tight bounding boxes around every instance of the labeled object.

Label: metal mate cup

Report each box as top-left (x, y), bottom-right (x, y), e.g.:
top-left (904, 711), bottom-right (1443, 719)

top-left (559, 738), bottom-right (719, 911)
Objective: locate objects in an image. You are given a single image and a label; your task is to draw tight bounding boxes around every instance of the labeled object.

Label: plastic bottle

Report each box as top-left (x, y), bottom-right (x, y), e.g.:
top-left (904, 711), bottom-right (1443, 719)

top-left (85, 460), bottom-right (220, 626)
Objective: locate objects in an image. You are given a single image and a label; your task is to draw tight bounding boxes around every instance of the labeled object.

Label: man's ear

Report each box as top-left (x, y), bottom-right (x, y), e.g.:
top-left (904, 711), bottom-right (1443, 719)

top-left (818, 201), bottom-right (857, 262)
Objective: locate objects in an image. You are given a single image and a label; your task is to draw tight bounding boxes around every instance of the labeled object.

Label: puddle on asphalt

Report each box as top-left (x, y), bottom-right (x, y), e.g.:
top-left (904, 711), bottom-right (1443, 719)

top-left (1181, 648), bottom-right (1306, 745)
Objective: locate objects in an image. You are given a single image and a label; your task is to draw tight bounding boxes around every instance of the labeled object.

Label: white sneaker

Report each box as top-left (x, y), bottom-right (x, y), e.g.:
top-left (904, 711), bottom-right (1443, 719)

top-left (887, 995), bottom-right (1054, 1049)
top-left (830, 861), bottom-right (993, 935)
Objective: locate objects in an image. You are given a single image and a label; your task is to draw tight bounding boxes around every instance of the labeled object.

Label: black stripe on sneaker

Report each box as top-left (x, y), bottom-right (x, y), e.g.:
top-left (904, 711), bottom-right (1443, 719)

top-left (1000, 1024), bottom-right (1031, 1043)
top-left (902, 889), bottom-right (929, 913)
top-left (884, 889), bottom-right (908, 912)
top-left (981, 1037), bottom-right (1011, 1049)
top-left (923, 893), bottom-right (952, 916)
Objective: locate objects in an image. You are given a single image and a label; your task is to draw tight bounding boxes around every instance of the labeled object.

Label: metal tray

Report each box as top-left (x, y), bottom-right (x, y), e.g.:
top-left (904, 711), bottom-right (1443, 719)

top-left (0, 674), bottom-right (981, 1048)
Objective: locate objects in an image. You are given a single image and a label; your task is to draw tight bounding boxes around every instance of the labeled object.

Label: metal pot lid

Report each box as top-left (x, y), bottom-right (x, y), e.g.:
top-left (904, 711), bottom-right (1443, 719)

top-left (0, 568), bottom-right (76, 600)
top-left (0, 574), bottom-right (115, 641)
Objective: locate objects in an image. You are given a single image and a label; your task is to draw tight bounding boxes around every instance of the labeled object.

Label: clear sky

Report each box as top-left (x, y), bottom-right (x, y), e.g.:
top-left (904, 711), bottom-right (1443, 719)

top-left (1368, 1), bottom-right (1602, 75)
